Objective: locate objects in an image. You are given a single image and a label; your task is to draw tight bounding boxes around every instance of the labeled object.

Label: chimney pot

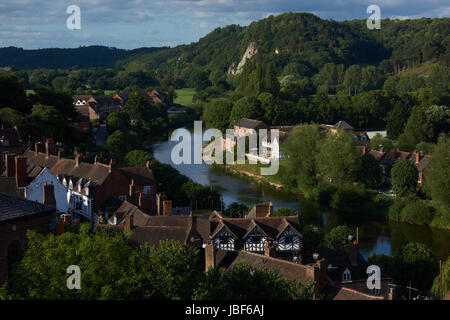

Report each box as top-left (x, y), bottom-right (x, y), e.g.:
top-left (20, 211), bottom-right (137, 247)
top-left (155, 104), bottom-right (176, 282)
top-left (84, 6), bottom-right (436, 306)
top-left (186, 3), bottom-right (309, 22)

top-left (15, 156), bottom-right (27, 187)
top-left (35, 142), bottom-right (45, 154)
top-left (75, 153), bottom-right (81, 167)
top-left (5, 154), bottom-right (16, 177)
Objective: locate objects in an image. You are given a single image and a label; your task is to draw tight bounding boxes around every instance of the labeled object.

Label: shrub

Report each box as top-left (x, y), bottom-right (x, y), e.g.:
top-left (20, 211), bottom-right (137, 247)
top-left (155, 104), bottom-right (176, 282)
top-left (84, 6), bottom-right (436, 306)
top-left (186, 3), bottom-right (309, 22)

top-left (330, 184), bottom-right (371, 213)
top-left (400, 200), bottom-right (435, 226)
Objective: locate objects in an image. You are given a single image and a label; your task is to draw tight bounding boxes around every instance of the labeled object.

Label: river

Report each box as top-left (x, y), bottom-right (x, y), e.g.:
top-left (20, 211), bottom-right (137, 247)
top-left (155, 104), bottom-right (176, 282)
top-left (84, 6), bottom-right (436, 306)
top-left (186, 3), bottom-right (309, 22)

top-left (152, 129), bottom-right (450, 261)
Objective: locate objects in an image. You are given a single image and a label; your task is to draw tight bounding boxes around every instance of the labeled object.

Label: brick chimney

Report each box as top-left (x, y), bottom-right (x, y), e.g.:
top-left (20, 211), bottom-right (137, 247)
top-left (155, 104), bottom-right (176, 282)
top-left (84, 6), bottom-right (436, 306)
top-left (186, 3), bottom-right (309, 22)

top-left (75, 153), bottom-right (81, 167)
top-left (15, 156), bottom-right (27, 187)
top-left (139, 192), bottom-right (155, 214)
top-left (314, 259), bottom-right (328, 287)
top-left (388, 287), bottom-right (394, 300)
top-left (380, 147), bottom-right (384, 153)
top-left (43, 183), bottom-right (56, 207)
top-left (124, 214), bottom-right (134, 231)
top-left (157, 193), bottom-right (168, 215)
top-left (415, 151), bottom-right (420, 164)
top-left (5, 153), bottom-right (16, 177)
top-left (57, 150), bottom-right (62, 160)
top-left (57, 217), bottom-right (64, 235)
top-left (35, 141), bottom-right (45, 154)
top-left (264, 241), bottom-right (276, 257)
top-left (162, 199), bottom-right (172, 216)
top-left (45, 138), bottom-right (55, 156)
top-left (254, 203), bottom-right (273, 218)
top-left (146, 160), bottom-right (151, 169)
top-left (129, 178), bottom-right (136, 199)
top-left (362, 145), bottom-right (367, 155)
top-left (94, 154), bottom-right (98, 164)
top-left (205, 242), bottom-right (216, 272)
top-left (109, 158), bottom-right (115, 173)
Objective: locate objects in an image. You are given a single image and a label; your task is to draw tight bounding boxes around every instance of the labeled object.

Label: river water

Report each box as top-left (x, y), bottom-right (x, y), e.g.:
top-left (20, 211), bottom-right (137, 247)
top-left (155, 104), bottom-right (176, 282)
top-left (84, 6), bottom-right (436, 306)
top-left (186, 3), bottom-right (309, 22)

top-left (152, 130), bottom-right (450, 261)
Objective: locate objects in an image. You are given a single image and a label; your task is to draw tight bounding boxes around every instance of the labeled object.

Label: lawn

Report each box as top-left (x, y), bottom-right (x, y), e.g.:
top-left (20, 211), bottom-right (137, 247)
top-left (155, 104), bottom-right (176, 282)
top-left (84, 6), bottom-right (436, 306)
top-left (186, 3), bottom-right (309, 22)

top-left (174, 88), bottom-right (195, 106)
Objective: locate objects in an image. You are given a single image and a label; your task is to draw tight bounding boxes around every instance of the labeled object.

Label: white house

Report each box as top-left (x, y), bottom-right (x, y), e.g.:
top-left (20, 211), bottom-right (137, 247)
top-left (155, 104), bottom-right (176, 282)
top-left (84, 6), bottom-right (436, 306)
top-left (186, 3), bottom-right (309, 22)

top-left (25, 168), bottom-right (69, 213)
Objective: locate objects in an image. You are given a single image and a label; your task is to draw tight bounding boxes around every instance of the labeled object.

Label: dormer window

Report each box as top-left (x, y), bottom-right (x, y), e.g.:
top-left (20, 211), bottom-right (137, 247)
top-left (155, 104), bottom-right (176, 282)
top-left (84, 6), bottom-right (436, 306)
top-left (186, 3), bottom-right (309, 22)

top-left (213, 227), bottom-right (235, 251)
top-left (244, 227), bottom-right (267, 253)
top-left (343, 268), bottom-right (351, 282)
top-left (1, 138), bottom-right (9, 146)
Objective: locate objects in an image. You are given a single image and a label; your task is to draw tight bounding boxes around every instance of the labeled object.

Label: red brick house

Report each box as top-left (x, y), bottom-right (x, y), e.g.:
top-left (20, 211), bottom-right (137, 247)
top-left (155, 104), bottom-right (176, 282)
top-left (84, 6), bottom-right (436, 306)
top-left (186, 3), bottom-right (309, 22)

top-left (0, 191), bottom-right (57, 285)
top-left (5, 142), bottom-right (157, 225)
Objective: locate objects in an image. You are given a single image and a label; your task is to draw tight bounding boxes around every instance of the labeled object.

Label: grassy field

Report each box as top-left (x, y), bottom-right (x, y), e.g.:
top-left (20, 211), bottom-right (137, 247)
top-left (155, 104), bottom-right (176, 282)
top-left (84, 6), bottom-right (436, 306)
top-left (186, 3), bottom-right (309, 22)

top-left (175, 88), bottom-right (195, 106)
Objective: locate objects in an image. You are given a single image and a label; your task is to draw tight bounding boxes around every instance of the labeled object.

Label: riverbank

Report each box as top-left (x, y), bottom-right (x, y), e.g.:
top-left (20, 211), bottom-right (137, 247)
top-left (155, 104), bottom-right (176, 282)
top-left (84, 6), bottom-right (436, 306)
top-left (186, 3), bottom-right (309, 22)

top-left (214, 162), bottom-right (450, 231)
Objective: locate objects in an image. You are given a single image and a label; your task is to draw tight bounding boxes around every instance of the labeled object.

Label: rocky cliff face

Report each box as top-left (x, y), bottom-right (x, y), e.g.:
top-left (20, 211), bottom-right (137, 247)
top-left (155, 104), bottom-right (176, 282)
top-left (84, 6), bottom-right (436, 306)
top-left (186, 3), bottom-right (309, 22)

top-left (228, 42), bottom-right (258, 75)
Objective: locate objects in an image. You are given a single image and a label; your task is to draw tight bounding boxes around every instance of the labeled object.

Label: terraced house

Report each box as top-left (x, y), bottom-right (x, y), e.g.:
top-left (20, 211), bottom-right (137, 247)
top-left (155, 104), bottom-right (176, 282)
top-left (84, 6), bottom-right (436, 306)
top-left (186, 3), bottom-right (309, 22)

top-left (1, 140), bottom-right (157, 225)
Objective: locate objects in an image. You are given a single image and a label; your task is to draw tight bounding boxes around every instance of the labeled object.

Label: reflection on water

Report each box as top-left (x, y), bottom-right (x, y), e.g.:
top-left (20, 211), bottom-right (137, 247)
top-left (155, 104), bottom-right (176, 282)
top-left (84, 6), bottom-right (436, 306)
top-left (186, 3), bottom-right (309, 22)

top-left (152, 131), bottom-right (450, 261)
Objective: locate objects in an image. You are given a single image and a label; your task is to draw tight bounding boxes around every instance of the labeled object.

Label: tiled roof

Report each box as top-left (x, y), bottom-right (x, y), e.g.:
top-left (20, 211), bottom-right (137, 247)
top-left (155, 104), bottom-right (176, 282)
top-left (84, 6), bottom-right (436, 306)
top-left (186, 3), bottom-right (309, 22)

top-left (332, 287), bottom-right (384, 300)
top-left (228, 250), bottom-right (316, 284)
top-left (415, 154), bottom-right (431, 172)
top-left (0, 192), bottom-right (54, 222)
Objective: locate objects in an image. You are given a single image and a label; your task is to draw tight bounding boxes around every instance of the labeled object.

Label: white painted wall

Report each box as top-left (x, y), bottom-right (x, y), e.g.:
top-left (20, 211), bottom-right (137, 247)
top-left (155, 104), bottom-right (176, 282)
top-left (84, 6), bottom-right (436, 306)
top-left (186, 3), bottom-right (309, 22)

top-left (25, 168), bottom-right (69, 213)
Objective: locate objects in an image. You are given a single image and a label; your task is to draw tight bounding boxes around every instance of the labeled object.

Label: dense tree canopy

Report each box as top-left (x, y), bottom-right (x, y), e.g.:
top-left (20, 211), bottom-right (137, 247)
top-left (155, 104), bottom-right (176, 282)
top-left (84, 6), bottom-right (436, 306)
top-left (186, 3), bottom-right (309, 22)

top-left (391, 159), bottom-right (418, 196)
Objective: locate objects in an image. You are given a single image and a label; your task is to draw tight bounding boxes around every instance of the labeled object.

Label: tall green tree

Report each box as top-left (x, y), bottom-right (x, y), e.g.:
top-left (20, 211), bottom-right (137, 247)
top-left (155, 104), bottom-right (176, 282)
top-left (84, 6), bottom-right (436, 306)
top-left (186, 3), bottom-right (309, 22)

top-left (393, 242), bottom-right (438, 291)
top-left (357, 153), bottom-right (381, 188)
top-left (391, 159), bottom-right (418, 196)
top-left (229, 96), bottom-right (264, 126)
top-left (324, 225), bottom-right (356, 250)
top-left (202, 98), bottom-right (233, 131)
top-left (316, 131), bottom-right (361, 185)
top-left (424, 135), bottom-right (450, 208)
top-left (281, 124), bottom-right (323, 192)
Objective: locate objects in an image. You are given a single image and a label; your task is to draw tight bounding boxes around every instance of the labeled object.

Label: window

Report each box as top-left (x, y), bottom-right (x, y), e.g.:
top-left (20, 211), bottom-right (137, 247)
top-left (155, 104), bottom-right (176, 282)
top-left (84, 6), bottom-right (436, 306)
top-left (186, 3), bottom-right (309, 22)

top-left (284, 236), bottom-right (293, 244)
top-left (219, 237), bottom-right (229, 245)
top-left (372, 288), bottom-right (380, 295)
top-left (343, 268), bottom-right (351, 282)
top-left (143, 186), bottom-right (151, 194)
top-left (251, 236), bottom-right (262, 244)
top-left (119, 195), bottom-right (127, 201)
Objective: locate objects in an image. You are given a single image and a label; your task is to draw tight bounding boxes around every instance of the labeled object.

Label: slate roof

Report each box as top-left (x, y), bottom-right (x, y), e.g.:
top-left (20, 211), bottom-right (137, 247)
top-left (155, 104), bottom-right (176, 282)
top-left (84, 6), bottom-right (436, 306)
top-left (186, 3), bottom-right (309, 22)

top-left (0, 192), bottom-right (54, 222)
top-left (235, 118), bottom-right (267, 129)
top-left (119, 167), bottom-right (155, 185)
top-left (334, 120), bottom-right (354, 131)
top-left (0, 176), bottom-right (21, 196)
top-left (315, 245), bottom-right (368, 283)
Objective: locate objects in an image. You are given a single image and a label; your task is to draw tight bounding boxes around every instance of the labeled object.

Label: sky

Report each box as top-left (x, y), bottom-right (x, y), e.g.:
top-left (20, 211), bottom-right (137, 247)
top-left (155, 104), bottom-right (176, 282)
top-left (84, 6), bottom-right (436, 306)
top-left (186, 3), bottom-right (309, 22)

top-left (0, 0), bottom-right (449, 49)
